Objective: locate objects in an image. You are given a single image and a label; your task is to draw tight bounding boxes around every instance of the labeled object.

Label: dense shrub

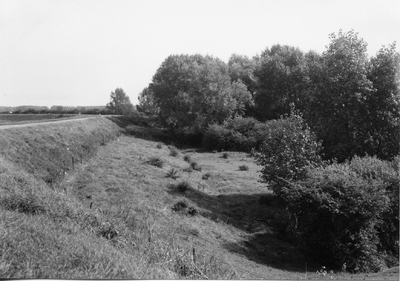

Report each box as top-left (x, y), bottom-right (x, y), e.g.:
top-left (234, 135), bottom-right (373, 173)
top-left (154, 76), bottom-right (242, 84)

top-left (202, 118), bottom-right (259, 152)
top-left (254, 113), bottom-right (323, 195)
top-left (348, 155), bottom-right (400, 263)
top-left (268, 156), bottom-right (399, 272)
top-left (253, 112), bottom-right (399, 271)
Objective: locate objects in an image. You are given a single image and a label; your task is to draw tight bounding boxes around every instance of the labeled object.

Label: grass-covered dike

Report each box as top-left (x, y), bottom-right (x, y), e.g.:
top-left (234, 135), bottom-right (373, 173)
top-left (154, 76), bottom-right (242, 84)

top-left (0, 116), bottom-right (398, 279)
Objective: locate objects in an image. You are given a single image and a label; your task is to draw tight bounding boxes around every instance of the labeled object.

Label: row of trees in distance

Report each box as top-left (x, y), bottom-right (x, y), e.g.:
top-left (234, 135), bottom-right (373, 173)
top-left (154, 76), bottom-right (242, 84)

top-left (0, 105), bottom-right (108, 115)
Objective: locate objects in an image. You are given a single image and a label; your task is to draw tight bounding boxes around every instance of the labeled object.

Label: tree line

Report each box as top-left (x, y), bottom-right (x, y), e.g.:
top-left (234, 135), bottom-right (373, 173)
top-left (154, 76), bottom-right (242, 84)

top-left (138, 29), bottom-right (400, 162)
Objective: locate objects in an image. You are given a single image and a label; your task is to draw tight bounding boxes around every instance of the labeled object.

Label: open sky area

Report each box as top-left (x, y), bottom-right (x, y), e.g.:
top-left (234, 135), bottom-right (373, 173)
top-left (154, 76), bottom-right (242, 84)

top-left (1, 0), bottom-right (399, 108)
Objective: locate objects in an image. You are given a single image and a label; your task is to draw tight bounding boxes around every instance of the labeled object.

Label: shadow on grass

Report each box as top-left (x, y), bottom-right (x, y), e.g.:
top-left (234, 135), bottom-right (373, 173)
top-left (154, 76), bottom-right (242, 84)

top-left (167, 186), bottom-right (317, 273)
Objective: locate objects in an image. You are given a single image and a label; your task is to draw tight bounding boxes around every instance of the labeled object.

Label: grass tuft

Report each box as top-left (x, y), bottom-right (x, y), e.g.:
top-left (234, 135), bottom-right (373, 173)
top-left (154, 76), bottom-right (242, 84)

top-left (172, 200), bottom-right (188, 212)
top-left (183, 154), bottom-right (192, 163)
top-left (187, 206), bottom-right (199, 216)
top-left (239, 165), bottom-right (249, 171)
top-left (166, 168), bottom-right (180, 179)
top-left (190, 161), bottom-right (202, 171)
top-left (172, 181), bottom-right (191, 193)
top-left (147, 156), bottom-right (164, 168)
top-left (169, 146), bottom-right (179, 157)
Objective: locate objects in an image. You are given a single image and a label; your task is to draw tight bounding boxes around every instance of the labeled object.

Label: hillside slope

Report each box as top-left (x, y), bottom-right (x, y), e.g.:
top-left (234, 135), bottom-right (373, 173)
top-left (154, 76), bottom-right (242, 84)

top-left (0, 118), bottom-right (398, 279)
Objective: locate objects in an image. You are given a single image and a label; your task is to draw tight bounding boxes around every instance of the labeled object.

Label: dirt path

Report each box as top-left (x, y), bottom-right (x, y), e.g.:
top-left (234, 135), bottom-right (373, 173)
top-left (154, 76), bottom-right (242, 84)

top-left (0, 116), bottom-right (103, 130)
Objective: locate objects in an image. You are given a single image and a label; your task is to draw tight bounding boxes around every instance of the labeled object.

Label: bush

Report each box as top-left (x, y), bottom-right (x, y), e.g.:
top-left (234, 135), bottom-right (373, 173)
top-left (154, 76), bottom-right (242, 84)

top-left (275, 156), bottom-right (399, 272)
top-left (147, 156), bottom-right (164, 168)
top-left (202, 118), bottom-right (259, 152)
top-left (254, 113), bottom-right (323, 195)
top-left (348, 155), bottom-right (400, 263)
top-left (222, 152), bottom-right (229, 159)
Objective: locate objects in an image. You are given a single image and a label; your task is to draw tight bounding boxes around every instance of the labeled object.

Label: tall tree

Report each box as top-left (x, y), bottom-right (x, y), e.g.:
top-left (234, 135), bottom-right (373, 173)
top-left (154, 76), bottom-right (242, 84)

top-left (305, 30), bottom-right (375, 161)
top-left (253, 44), bottom-right (308, 121)
top-left (150, 54), bottom-right (252, 133)
top-left (364, 43), bottom-right (400, 160)
top-left (106, 88), bottom-right (134, 115)
top-left (137, 87), bottom-right (159, 115)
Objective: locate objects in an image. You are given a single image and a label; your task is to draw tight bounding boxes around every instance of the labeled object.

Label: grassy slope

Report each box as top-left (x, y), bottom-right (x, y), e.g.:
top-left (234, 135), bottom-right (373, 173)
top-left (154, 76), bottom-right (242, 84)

top-left (0, 118), bottom-right (398, 279)
top-left (0, 114), bottom-right (88, 126)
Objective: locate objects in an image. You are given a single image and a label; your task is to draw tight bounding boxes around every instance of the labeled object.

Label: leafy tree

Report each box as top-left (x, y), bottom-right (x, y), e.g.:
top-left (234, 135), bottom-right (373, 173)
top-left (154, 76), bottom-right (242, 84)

top-left (106, 88), bottom-right (134, 115)
top-left (150, 54), bottom-right (252, 133)
top-left (137, 87), bottom-right (159, 115)
top-left (364, 43), bottom-right (400, 160)
top-left (253, 44), bottom-right (308, 121)
top-left (305, 30), bottom-right (375, 161)
top-left (228, 54), bottom-right (259, 94)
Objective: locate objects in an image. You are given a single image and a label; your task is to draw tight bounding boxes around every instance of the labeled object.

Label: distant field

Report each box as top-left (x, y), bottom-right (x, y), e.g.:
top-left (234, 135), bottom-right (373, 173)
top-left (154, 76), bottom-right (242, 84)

top-left (0, 114), bottom-right (90, 125)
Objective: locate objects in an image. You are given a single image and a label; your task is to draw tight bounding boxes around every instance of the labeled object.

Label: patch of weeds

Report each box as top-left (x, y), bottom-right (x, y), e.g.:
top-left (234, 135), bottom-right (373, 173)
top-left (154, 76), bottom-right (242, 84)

top-left (166, 168), bottom-right (180, 180)
top-left (169, 146), bottom-right (179, 157)
top-left (0, 194), bottom-right (45, 215)
top-left (147, 156), bottom-right (164, 168)
top-left (106, 187), bottom-right (120, 193)
top-left (175, 181), bottom-right (192, 193)
top-left (172, 200), bottom-right (188, 212)
top-left (97, 221), bottom-right (119, 240)
top-left (239, 165), bottom-right (249, 171)
top-left (190, 161), bottom-right (202, 171)
top-left (202, 173), bottom-right (211, 180)
top-left (183, 166), bottom-right (193, 173)
top-left (187, 206), bottom-right (199, 216)
top-left (183, 154), bottom-right (192, 163)
top-left (222, 152), bottom-right (229, 159)
top-left (156, 143), bottom-right (162, 149)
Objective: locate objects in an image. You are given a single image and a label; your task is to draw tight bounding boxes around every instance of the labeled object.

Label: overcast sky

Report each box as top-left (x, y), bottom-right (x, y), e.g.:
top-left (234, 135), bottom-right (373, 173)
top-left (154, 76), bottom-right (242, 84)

top-left (1, 0), bottom-right (399, 108)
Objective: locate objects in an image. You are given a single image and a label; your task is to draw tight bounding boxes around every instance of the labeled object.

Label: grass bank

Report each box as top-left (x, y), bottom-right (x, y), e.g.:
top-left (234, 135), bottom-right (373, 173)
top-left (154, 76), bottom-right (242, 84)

top-left (0, 113), bottom-right (90, 126)
top-left (0, 117), bottom-right (121, 187)
top-left (0, 117), bottom-right (398, 279)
